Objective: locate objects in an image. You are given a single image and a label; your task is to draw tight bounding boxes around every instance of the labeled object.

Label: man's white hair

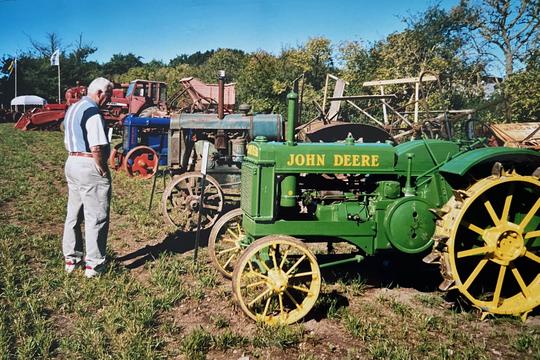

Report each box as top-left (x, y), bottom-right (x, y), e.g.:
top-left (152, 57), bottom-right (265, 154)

top-left (87, 77), bottom-right (113, 95)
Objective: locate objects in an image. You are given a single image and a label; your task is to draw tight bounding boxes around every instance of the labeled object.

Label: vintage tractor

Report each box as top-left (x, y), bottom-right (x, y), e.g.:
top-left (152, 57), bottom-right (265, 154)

top-left (209, 91), bottom-right (540, 324)
top-left (108, 77), bottom-right (236, 180)
top-left (161, 90), bottom-right (283, 231)
top-left (108, 115), bottom-right (170, 179)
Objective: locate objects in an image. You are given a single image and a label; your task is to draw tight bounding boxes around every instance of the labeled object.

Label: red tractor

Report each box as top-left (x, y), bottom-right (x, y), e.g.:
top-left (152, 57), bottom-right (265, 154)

top-left (14, 79), bottom-right (167, 131)
top-left (14, 86), bottom-right (86, 130)
top-left (103, 79), bottom-right (168, 124)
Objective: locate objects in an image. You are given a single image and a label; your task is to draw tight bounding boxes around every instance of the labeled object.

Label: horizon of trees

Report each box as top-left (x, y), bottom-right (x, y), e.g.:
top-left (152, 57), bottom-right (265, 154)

top-left (1, 0), bottom-right (539, 123)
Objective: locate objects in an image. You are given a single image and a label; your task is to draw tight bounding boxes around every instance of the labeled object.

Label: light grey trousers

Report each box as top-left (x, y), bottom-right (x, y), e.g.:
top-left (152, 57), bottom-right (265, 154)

top-left (62, 156), bottom-right (111, 269)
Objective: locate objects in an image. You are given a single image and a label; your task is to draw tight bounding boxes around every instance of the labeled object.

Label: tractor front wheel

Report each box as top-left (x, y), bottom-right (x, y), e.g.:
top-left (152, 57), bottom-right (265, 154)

top-left (232, 235), bottom-right (321, 325)
top-left (209, 208), bottom-right (246, 278)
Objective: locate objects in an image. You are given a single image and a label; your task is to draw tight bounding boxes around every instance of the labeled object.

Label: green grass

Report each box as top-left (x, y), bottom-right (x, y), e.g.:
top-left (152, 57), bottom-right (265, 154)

top-left (1, 124), bottom-right (539, 359)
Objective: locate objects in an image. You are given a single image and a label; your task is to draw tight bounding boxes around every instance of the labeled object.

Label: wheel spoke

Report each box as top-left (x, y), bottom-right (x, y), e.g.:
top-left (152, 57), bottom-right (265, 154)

top-left (227, 228), bottom-right (240, 240)
top-left (186, 184), bottom-right (194, 196)
top-left (245, 280), bottom-right (266, 289)
top-left (492, 264), bottom-right (507, 306)
top-left (289, 285), bottom-right (311, 295)
top-left (519, 198), bottom-right (540, 231)
top-left (279, 249), bottom-right (290, 269)
top-left (218, 247), bottom-right (238, 255)
top-left (246, 264), bottom-right (270, 280)
top-left (457, 246), bottom-right (493, 258)
top-left (525, 230), bottom-right (540, 239)
top-left (262, 296), bottom-right (272, 318)
top-left (260, 257), bottom-right (271, 272)
top-left (284, 289), bottom-right (301, 309)
top-left (524, 251), bottom-right (540, 264)
top-left (501, 193), bottom-right (513, 223)
top-left (204, 204), bottom-right (220, 211)
top-left (463, 221), bottom-right (485, 236)
top-left (463, 258), bottom-right (488, 290)
top-left (290, 271), bottom-right (315, 278)
top-left (248, 288), bottom-right (271, 308)
top-left (223, 253), bottom-right (237, 269)
top-left (285, 255), bottom-right (307, 275)
top-left (484, 200), bottom-right (500, 226)
top-left (270, 246), bottom-right (279, 269)
top-left (278, 293), bottom-right (284, 318)
top-left (207, 193), bottom-right (221, 200)
top-left (511, 264), bottom-right (531, 298)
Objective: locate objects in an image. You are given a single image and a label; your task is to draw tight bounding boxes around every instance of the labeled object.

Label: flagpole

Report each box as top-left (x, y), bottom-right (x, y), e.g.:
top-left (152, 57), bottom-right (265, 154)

top-left (57, 61), bottom-right (61, 103)
top-left (14, 59), bottom-right (17, 98)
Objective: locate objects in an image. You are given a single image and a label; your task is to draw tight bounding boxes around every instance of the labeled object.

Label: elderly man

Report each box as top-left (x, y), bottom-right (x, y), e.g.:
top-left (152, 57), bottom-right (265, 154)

top-left (62, 77), bottom-right (113, 278)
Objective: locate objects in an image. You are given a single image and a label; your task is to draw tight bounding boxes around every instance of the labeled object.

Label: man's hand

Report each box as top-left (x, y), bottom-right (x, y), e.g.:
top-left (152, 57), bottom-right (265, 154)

top-left (90, 145), bottom-right (109, 177)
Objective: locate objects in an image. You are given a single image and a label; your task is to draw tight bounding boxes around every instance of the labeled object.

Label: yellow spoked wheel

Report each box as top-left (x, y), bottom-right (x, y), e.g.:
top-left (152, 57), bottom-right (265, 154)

top-left (232, 236), bottom-right (321, 325)
top-left (438, 171), bottom-right (540, 318)
top-left (209, 208), bottom-right (245, 278)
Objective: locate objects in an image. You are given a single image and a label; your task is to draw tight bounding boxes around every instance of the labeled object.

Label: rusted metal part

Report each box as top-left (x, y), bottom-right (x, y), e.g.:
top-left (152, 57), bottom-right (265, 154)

top-left (490, 122), bottom-right (540, 149)
top-left (177, 77), bottom-right (235, 113)
top-left (218, 72), bottom-right (225, 120)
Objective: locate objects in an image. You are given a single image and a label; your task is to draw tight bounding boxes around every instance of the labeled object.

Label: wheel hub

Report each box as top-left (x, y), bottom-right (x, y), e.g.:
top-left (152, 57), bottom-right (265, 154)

top-left (494, 229), bottom-right (524, 263)
top-left (483, 224), bottom-right (525, 264)
top-left (189, 198), bottom-right (199, 210)
top-left (268, 268), bottom-right (288, 293)
top-left (136, 159), bottom-right (148, 168)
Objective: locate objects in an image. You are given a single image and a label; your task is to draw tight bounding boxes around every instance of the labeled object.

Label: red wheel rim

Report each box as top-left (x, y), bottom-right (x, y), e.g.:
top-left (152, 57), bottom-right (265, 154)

top-left (123, 145), bottom-right (159, 179)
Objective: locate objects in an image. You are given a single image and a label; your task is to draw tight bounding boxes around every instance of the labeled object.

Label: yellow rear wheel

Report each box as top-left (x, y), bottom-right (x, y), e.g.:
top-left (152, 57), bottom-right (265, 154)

top-left (437, 171), bottom-right (540, 318)
top-left (232, 236), bottom-right (321, 325)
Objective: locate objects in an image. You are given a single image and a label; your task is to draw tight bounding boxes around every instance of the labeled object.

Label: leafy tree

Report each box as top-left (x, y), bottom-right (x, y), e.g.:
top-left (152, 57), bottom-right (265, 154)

top-left (102, 53), bottom-right (143, 78)
top-left (465, 0), bottom-right (540, 76)
top-left (502, 49), bottom-right (540, 120)
top-left (194, 49), bottom-right (247, 83)
top-left (169, 50), bottom-right (215, 67)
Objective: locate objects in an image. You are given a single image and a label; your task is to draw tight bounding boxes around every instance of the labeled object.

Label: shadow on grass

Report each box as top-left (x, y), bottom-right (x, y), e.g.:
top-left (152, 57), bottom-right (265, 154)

top-left (317, 252), bottom-right (442, 292)
top-left (115, 229), bottom-right (211, 269)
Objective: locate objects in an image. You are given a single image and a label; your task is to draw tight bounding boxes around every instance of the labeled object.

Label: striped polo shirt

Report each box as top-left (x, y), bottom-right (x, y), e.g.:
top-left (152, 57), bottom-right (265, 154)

top-left (64, 96), bottom-right (109, 153)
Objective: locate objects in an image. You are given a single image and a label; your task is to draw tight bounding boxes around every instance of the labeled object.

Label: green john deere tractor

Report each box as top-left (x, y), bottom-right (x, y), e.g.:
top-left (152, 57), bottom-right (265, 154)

top-left (208, 91), bottom-right (540, 324)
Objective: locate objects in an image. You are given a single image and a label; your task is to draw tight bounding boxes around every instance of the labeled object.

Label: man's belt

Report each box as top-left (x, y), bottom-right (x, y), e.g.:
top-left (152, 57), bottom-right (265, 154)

top-left (69, 152), bottom-right (93, 158)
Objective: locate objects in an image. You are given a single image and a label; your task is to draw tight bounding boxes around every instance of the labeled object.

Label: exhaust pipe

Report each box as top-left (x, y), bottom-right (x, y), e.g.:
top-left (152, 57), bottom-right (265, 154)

top-left (218, 70), bottom-right (225, 119)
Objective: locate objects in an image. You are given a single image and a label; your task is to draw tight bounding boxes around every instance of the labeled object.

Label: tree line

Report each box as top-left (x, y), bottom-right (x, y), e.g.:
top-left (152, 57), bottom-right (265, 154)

top-left (1, 1), bottom-right (539, 123)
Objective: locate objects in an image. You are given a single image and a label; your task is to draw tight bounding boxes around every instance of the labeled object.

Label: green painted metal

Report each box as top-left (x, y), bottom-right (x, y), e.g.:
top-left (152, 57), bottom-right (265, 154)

top-left (383, 196), bottom-right (436, 253)
top-left (239, 90), bottom-right (540, 265)
top-left (319, 255), bottom-right (365, 269)
top-left (439, 146), bottom-right (540, 176)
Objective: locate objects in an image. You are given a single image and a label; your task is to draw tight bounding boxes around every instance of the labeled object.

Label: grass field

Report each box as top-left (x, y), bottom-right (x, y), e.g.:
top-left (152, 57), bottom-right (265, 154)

top-left (0, 123), bottom-right (539, 359)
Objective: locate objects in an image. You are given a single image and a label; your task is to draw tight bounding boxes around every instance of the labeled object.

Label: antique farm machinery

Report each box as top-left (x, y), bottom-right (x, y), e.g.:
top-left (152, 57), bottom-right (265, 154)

top-left (14, 86), bottom-right (86, 130)
top-left (160, 73), bottom-right (283, 231)
top-left (209, 91), bottom-right (540, 324)
top-left (109, 76), bottom-right (237, 179)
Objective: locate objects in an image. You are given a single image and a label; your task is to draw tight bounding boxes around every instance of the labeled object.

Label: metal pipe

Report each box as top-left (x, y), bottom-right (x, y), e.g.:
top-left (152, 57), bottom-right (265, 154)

top-left (404, 153), bottom-right (415, 196)
top-left (319, 254), bottom-right (364, 269)
top-left (280, 91), bottom-right (299, 207)
top-left (218, 70), bottom-right (225, 119)
top-left (286, 91), bottom-right (298, 145)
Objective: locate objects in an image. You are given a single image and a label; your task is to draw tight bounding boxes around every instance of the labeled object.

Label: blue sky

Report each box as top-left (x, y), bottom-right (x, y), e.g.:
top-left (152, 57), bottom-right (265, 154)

top-left (1, 0), bottom-right (459, 64)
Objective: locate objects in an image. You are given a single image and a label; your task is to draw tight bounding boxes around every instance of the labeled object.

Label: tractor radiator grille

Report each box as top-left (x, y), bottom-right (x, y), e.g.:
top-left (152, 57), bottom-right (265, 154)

top-left (241, 163), bottom-right (257, 216)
